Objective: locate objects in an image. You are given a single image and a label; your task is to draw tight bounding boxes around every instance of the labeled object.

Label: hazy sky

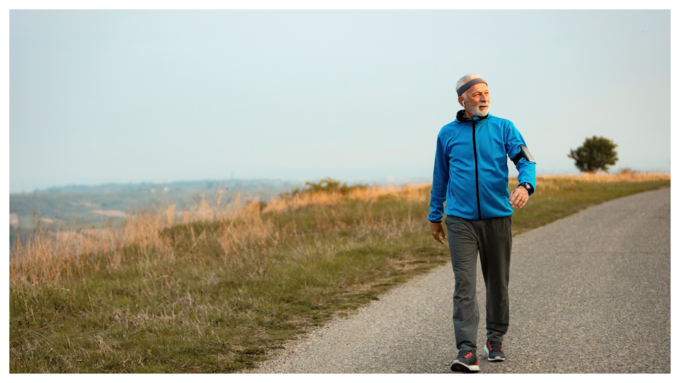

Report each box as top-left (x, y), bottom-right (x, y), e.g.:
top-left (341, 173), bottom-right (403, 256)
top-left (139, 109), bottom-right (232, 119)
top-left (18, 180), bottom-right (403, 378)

top-left (9, 10), bottom-right (670, 193)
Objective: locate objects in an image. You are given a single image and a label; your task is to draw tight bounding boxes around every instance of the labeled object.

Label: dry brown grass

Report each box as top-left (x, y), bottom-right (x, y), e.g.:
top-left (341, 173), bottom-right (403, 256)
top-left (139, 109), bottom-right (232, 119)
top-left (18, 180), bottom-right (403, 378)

top-left (9, 184), bottom-right (429, 286)
top-left (536, 170), bottom-right (670, 191)
top-left (10, 187), bottom-right (245, 285)
top-left (539, 169), bottom-right (670, 182)
top-left (262, 183), bottom-right (429, 214)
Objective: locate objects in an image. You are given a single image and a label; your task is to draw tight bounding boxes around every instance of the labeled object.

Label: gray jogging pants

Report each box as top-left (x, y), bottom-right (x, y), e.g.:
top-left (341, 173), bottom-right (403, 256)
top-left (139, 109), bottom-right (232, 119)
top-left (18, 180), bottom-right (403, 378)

top-left (444, 215), bottom-right (512, 352)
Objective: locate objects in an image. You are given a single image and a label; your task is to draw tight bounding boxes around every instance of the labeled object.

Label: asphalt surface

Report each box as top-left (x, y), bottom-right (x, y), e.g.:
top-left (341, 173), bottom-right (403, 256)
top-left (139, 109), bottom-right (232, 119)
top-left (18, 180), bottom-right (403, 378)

top-left (253, 188), bottom-right (670, 373)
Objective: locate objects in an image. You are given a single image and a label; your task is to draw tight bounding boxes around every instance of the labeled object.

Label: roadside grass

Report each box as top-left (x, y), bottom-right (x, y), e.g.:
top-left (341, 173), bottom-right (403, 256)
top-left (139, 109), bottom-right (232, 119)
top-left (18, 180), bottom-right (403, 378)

top-left (510, 171), bottom-right (670, 235)
top-left (10, 173), bottom-right (670, 372)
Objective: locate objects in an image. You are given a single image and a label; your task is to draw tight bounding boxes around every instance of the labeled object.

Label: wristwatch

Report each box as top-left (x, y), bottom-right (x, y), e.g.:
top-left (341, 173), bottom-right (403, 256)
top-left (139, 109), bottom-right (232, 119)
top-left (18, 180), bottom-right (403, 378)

top-left (519, 182), bottom-right (533, 193)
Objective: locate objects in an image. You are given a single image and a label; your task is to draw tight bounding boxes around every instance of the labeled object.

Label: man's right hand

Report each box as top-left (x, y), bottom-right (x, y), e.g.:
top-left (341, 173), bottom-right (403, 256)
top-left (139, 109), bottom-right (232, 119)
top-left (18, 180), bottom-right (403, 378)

top-left (430, 222), bottom-right (446, 244)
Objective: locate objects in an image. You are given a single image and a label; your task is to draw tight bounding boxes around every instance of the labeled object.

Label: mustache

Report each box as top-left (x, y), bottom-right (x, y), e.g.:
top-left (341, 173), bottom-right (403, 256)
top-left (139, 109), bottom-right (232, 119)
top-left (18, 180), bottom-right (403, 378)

top-left (476, 102), bottom-right (490, 107)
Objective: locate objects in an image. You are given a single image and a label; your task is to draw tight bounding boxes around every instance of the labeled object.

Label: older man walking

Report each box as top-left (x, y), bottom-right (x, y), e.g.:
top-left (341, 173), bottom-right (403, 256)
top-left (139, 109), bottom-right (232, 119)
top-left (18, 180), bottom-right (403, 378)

top-left (429, 74), bottom-right (536, 373)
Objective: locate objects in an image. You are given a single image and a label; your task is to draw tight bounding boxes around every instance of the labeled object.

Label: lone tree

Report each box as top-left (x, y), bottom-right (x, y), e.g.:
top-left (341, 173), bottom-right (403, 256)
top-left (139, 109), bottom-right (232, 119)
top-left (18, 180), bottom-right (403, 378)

top-left (568, 136), bottom-right (619, 173)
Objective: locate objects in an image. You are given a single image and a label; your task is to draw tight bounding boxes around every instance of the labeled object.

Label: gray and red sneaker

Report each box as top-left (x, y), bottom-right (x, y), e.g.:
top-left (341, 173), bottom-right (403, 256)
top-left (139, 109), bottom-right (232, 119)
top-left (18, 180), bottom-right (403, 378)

top-left (450, 349), bottom-right (479, 373)
top-left (484, 340), bottom-right (506, 362)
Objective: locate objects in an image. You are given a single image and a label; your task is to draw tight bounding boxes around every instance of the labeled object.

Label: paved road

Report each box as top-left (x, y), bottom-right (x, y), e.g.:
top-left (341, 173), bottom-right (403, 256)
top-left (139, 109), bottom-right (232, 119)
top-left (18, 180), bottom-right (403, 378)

top-left (253, 188), bottom-right (670, 373)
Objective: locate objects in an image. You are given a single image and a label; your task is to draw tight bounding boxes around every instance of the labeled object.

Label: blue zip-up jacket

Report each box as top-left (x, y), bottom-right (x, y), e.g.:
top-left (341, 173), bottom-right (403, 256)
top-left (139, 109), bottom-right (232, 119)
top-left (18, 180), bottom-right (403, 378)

top-left (428, 110), bottom-right (536, 222)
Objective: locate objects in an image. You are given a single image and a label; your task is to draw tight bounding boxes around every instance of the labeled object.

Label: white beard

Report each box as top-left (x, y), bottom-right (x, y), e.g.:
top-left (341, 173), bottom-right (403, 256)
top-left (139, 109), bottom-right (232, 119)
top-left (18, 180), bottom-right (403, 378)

top-left (469, 102), bottom-right (490, 117)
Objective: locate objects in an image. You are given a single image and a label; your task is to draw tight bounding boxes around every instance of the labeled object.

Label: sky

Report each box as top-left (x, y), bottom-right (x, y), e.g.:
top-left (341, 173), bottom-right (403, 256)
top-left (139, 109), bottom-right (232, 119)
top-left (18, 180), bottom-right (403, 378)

top-left (9, 10), bottom-right (671, 193)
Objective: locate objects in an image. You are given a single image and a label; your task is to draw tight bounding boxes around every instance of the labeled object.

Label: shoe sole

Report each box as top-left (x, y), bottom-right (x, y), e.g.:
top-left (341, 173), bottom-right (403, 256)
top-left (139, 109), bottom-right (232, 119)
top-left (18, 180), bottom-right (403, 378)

top-left (484, 345), bottom-right (506, 362)
top-left (450, 361), bottom-right (480, 373)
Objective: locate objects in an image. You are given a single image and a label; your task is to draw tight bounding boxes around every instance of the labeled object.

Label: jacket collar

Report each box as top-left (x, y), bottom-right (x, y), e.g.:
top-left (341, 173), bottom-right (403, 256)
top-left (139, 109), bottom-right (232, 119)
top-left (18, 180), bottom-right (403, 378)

top-left (456, 109), bottom-right (490, 123)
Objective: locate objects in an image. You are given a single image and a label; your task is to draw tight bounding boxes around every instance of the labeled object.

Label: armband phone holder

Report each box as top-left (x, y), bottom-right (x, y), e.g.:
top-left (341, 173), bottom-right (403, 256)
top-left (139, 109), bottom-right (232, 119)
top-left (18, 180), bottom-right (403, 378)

top-left (512, 145), bottom-right (536, 165)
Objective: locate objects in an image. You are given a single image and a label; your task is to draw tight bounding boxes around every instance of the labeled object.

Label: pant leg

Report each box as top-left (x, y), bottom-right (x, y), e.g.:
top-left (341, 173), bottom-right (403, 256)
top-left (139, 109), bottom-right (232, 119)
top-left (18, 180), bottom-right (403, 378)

top-left (474, 216), bottom-right (512, 343)
top-left (445, 215), bottom-right (481, 352)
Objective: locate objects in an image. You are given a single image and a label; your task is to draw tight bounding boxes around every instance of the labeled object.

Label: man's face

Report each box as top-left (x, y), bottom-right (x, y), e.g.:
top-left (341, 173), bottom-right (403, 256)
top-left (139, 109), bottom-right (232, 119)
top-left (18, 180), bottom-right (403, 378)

top-left (458, 83), bottom-right (490, 117)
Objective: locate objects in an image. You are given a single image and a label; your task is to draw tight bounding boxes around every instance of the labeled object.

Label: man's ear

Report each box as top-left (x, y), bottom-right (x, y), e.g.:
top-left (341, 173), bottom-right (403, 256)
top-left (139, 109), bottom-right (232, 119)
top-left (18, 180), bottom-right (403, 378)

top-left (458, 96), bottom-right (465, 108)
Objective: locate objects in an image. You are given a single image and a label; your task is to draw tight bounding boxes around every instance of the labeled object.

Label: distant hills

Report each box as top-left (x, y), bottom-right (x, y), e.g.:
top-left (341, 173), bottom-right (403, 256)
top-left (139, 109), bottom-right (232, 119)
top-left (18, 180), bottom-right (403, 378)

top-left (37, 178), bottom-right (304, 195)
top-left (10, 179), bottom-right (304, 230)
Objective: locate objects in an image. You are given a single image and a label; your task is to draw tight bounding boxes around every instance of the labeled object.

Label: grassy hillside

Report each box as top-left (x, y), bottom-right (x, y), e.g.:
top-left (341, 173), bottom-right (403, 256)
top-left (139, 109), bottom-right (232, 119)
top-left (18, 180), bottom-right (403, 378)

top-left (9, 172), bottom-right (670, 372)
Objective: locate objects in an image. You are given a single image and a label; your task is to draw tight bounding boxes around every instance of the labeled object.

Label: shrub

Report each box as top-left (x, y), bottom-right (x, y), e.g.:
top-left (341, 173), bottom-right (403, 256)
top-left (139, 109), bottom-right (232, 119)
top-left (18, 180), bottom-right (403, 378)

top-left (568, 136), bottom-right (619, 173)
top-left (287, 177), bottom-right (368, 197)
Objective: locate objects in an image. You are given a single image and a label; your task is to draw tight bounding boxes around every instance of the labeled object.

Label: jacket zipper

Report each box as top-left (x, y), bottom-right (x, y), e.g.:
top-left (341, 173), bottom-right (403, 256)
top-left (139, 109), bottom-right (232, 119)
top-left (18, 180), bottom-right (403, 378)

top-left (472, 120), bottom-right (482, 220)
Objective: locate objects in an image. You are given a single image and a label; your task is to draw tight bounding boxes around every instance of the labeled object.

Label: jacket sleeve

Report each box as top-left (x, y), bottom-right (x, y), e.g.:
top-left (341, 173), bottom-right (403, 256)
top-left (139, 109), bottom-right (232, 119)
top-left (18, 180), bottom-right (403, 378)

top-left (428, 133), bottom-right (449, 222)
top-left (505, 122), bottom-right (536, 195)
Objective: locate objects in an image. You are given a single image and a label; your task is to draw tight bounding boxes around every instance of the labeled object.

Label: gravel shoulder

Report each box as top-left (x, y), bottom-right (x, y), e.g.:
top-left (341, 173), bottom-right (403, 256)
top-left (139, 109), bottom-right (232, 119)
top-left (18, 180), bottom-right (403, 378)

top-left (252, 188), bottom-right (670, 373)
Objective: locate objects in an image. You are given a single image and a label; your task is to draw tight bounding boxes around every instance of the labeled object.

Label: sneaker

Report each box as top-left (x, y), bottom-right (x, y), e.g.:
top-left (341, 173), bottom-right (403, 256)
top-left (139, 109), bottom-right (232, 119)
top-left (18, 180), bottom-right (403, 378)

top-left (484, 340), bottom-right (506, 362)
top-left (450, 349), bottom-right (479, 373)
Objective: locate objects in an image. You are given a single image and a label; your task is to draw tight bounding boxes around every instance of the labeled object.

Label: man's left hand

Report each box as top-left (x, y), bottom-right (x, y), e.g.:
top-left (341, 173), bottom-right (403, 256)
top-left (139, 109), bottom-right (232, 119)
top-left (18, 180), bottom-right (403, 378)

top-left (509, 185), bottom-right (529, 208)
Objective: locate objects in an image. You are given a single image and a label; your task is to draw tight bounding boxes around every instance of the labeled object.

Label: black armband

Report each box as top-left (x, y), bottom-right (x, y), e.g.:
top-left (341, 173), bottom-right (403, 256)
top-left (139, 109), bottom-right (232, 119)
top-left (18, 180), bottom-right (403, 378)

top-left (512, 145), bottom-right (536, 165)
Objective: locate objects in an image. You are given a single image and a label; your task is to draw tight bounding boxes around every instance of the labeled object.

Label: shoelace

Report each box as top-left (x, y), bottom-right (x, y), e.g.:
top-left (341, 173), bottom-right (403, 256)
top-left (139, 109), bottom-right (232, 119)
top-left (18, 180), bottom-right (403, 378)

top-left (458, 349), bottom-right (473, 359)
top-left (488, 341), bottom-right (503, 352)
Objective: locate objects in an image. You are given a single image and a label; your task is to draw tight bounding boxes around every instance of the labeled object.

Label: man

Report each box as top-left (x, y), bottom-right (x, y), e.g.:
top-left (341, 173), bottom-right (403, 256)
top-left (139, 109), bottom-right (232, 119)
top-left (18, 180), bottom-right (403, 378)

top-left (428, 74), bottom-right (536, 373)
